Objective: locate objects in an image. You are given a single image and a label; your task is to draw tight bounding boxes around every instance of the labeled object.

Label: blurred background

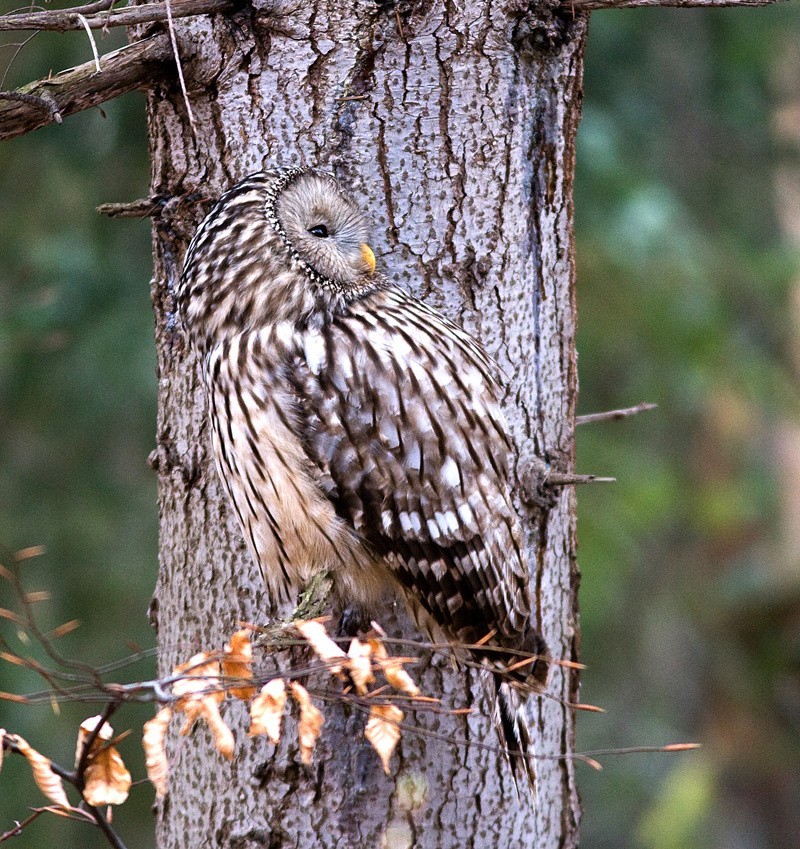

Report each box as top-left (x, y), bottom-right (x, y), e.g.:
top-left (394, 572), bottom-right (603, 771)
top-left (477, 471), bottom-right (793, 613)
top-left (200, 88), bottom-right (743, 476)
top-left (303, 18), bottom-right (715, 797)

top-left (1, 6), bottom-right (799, 848)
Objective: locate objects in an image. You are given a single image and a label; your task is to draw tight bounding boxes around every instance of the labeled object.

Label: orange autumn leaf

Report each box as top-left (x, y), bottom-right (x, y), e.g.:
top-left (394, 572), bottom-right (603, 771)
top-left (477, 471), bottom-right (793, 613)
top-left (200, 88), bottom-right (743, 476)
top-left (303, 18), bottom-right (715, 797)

top-left (142, 707), bottom-right (172, 798)
top-left (365, 704), bottom-right (403, 774)
top-left (24, 590), bottom-right (50, 604)
top-left (347, 637), bottom-right (375, 695)
top-left (222, 629), bottom-right (256, 701)
top-left (289, 682), bottom-right (323, 764)
top-left (368, 639), bottom-right (420, 696)
top-left (173, 653), bottom-right (234, 759)
top-left (184, 696), bottom-right (234, 759)
top-left (249, 679), bottom-right (287, 743)
top-left (13, 734), bottom-right (70, 809)
top-left (294, 619), bottom-right (347, 676)
top-left (172, 653), bottom-right (224, 702)
top-left (76, 716), bottom-right (131, 807)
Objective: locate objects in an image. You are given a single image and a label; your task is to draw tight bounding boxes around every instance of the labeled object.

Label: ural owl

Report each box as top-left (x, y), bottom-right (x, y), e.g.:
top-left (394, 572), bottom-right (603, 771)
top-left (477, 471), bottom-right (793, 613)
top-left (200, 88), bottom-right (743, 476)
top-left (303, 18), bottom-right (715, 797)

top-left (178, 167), bottom-right (550, 789)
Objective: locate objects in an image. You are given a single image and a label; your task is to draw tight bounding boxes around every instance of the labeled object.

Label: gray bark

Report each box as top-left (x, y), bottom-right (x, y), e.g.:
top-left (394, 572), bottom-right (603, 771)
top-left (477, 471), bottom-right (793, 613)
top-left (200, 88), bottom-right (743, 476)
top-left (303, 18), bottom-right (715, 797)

top-left (148, 2), bottom-right (585, 847)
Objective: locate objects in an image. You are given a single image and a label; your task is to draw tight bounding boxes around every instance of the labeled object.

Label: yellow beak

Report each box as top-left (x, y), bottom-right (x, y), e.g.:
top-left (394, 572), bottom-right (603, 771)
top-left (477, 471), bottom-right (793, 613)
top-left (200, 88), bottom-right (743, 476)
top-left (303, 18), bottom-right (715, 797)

top-left (361, 243), bottom-right (376, 275)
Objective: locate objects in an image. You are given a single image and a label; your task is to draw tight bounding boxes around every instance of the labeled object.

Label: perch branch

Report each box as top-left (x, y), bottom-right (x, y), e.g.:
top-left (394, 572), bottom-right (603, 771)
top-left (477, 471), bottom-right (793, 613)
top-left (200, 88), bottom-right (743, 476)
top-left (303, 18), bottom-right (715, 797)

top-left (0, 34), bottom-right (173, 141)
top-left (0, 0), bottom-right (236, 32)
top-left (546, 472), bottom-right (616, 486)
top-left (97, 197), bottom-right (168, 218)
top-left (576, 402), bottom-right (657, 426)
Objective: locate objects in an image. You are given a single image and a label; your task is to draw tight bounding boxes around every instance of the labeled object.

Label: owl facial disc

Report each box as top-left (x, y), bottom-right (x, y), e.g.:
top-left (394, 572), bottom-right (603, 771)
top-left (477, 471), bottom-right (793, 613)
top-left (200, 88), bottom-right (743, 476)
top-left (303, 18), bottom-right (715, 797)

top-left (266, 168), bottom-right (375, 290)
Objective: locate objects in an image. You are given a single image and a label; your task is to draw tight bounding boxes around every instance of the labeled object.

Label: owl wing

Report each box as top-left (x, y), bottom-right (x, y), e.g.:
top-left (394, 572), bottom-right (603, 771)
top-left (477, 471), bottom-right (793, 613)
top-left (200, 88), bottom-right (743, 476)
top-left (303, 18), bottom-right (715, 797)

top-left (288, 284), bottom-right (533, 647)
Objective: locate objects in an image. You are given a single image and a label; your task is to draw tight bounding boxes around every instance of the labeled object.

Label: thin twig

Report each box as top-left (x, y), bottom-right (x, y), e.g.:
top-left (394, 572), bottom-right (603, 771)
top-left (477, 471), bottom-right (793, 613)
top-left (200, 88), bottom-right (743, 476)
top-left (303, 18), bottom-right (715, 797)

top-left (575, 402), bottom-right (657, 426)
top-left (546, 472), bottom-right (616, 485)
top-left (96, 197), bottom-right (166, 218)
top-left (165, 0), bottom-right (195, 132)
top-left (75, 14), bottom-right (101, 72)
top-left (0, 809), bottom-right (47, 843)
top-left (322, 694), bottom-right (697, 772)
top-left (83, 802), bottom-right (127, 849)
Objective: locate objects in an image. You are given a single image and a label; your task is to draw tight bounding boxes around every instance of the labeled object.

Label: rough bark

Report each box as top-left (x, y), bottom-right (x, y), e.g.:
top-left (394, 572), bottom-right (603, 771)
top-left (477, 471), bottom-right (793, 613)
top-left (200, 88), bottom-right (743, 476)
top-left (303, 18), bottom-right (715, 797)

top-left (147, 2), bottom-right (585, 847)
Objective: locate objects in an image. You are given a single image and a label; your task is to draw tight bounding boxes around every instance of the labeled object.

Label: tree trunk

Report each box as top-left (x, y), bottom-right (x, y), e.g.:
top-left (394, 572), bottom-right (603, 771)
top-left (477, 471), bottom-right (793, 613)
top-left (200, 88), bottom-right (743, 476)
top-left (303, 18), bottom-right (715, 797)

top-left (147, 2), bottom-right (586, 846)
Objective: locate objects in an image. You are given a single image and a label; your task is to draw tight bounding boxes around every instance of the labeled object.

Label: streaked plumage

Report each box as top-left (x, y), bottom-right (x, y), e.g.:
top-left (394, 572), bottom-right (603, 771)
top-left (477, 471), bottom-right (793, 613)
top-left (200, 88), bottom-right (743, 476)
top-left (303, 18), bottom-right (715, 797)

top-left (177, 167), bottom-right (549, 788)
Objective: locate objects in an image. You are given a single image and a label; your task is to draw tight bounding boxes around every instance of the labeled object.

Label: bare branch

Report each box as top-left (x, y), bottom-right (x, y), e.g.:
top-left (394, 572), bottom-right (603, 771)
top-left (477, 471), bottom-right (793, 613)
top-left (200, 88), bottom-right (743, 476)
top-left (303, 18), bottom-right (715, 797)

top-left (571, 0), bottom-right (785, 9)
top-left (546, 472), bottom-right (616, 485)
top-left (166, 0), bottom-right (196, 132)
top-left (0, 0), bottom-right (236, 33)
top-left (75, 14), bottom-right (101, 73)
top-left (0, 34), bottom-right (173, 142)
top-left (0, 808), bottom-right (48, 843)
top-left (97, 197), bottom-right (167, 218)
top-left (575, 402), bottom-right (657, 426)
top-left (0, 90), bottom-right (61, 123)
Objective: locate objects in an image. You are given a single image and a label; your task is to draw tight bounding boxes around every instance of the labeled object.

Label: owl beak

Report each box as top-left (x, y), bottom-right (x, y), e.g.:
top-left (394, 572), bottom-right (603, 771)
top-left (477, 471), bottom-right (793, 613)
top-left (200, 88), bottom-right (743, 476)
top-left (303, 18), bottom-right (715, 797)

top-left (360, 243), bottom-right (376, 275)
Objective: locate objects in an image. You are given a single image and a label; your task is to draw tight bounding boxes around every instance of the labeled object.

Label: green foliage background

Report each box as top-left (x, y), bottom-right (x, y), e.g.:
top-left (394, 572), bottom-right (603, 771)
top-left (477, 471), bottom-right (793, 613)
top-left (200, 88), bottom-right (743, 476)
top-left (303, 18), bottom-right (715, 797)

top-left (1, 8), bottom-right (799, 848)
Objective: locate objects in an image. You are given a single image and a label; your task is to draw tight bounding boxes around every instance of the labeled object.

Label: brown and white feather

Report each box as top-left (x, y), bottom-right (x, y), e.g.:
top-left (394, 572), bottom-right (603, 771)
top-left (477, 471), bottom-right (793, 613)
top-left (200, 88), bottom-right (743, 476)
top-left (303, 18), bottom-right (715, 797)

top-left (178, 167), bottom-right (549, 791)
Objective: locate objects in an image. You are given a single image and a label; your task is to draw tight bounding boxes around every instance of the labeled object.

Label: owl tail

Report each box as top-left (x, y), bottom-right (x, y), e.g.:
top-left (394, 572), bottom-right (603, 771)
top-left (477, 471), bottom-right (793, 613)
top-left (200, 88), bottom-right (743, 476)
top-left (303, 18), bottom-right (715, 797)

top-left (494, 678), bottom-right (537, 798)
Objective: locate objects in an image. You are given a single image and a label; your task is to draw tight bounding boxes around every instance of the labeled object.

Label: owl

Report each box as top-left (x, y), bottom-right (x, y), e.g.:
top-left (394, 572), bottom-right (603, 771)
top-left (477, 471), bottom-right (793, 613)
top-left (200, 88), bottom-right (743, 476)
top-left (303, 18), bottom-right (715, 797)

top-left (177, 166), bottom-right (550, 789)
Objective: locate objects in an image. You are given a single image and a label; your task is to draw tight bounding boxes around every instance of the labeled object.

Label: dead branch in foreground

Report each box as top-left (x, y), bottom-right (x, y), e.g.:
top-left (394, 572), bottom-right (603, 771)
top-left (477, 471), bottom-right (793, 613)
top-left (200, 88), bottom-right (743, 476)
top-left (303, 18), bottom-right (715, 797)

top-left (0, 0), bottom-right (237, 32)
top-left (0, 550), bottom-right (698, 848)
top-left (0, 36), bottom-right (173, 141)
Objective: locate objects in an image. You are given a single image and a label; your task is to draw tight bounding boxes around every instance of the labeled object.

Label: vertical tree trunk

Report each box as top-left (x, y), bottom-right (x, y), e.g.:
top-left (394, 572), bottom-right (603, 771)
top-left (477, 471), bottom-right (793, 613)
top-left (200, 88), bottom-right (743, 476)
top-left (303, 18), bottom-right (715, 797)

top-left (148, 3), bottom-right (586, 846)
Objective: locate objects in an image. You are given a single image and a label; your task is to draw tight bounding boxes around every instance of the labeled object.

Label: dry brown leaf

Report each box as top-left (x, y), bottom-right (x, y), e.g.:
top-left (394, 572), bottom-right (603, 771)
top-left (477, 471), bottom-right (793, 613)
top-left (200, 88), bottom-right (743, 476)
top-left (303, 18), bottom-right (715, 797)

top-left (249, 679), bottom-right (287, 743)
top-left (76, 716), bottom-right (131, 807)
top-left (190, 700), bottom-right (232, 757)
top-left (0, 691), bottom-right (29, 703)
top-left (178, 697), bottom-right (234, 759)
top-left (14, 545), bottom-right (46, 561)
top-left (74, 714), bottom-right (113, 765)
top-left (0, 607), bottom-right (24, 626)
top-left (172, 653), bottom-right (223, 701)
top-left (294, 619), bottom-right (347, 676)
top-left (365, 704), bottom-right (403, 774)
top-left (347, 638), bottom-right (375, 695)
top-left (24, 591), bottom-right (50, 604)
top-left (222, 629), bottom-right (256, 701)
top-left (142, 707), bottom-right (172, 798)
top-left (47, 619), bottom-right (81, 639)
top-left (368, 639), bottom-right (420, 696)
top-left (172, 653), bottom-right (234, 759)
top-left (13, 734), bottom-right (70, 809)
top-left (289, 682), bottom-right (323, 764)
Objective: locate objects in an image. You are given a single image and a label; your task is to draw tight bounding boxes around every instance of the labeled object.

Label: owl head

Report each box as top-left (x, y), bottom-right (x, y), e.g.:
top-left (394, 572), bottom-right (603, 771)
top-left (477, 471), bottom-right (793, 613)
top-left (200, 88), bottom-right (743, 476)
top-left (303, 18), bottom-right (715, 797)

top-left (266, 168), bottom-right (376, 288)
top-left (179, 168), bottom-right (379, 349)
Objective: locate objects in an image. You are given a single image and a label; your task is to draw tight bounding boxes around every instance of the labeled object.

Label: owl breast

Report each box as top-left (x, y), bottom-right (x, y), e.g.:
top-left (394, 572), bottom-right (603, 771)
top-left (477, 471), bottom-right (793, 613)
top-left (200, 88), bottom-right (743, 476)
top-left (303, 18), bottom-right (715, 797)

top-left (204, 326), bottom-right (383, 610)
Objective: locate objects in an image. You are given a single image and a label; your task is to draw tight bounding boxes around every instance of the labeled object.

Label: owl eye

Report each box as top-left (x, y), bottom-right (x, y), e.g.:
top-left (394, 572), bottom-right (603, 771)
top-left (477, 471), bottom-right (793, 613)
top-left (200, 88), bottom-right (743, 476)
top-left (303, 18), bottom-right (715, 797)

top-left (307, 224), bottom-right (329, 238)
